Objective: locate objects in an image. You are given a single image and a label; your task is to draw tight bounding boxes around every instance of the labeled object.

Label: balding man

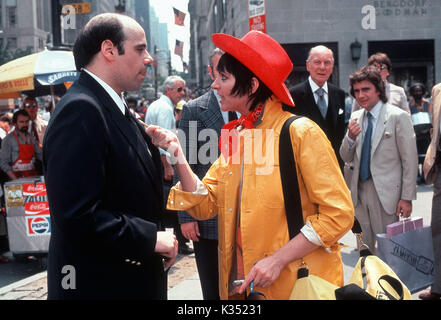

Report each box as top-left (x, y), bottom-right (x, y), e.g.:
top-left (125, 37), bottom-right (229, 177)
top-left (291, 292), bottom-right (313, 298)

top-left (43, 13), bottom-right (178, 300)
top-left (289, 45), bottom-right (346, 170)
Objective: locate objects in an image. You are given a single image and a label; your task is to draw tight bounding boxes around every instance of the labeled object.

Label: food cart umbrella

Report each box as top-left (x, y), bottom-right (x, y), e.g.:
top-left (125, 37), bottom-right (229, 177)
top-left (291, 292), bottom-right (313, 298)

top-left (0, 49), bottom-right (79, 102)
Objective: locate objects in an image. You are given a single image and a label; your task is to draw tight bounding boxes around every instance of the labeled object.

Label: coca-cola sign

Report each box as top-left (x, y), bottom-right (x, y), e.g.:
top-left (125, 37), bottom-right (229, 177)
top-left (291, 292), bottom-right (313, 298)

top-left (22, 183), bottom-right (47, 197)
top-left (25, 201), bottom-right (50, 216)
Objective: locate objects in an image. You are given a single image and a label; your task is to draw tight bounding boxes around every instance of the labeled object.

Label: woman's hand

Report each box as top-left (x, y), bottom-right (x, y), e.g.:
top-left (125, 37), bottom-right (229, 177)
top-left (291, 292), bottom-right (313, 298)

top-left (145, 125), bottom-right (184, 164)
top-left (239, 255), bottom-right (284, 294)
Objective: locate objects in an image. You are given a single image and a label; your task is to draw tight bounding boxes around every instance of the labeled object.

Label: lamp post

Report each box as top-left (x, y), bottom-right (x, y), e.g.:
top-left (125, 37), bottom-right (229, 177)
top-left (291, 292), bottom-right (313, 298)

top-left (350, 39), bottom-right (362, 63)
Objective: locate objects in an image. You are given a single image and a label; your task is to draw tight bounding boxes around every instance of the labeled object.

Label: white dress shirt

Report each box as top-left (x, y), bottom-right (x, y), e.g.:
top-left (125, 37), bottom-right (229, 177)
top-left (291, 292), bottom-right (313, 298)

top-left (309, 76), bottom-right (329, 107)
top-left (346, 100), bottom-right (383, 146)
top-left (83, 69), bottom-right (126, 114)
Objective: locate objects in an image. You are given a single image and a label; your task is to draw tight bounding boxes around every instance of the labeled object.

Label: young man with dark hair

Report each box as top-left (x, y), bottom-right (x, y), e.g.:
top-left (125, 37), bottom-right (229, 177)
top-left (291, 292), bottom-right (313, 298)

top-left (340, 65), bottom-right (417, 254)
top-left (352, 52), bottom-right (410, 113)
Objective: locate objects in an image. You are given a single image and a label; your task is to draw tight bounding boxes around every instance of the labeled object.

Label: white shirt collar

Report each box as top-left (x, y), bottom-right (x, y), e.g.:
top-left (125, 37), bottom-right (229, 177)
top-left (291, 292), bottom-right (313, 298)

top-left (308, 76), bottom-right (328, 94)
top-left (159, 94), bottom-right (174, 109)
top-left (366, 100), bottom-right (383, 120)
top-left (83, 68), bottom-right (126, 114)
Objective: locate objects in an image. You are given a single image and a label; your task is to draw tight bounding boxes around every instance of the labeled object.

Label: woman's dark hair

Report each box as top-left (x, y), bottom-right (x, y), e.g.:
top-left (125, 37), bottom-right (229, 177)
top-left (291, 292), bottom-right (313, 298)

top-left (13, 109), bottom-right (30, 124)
top-left (350, 65), bottom-right (388, 103)
top-left (73, 15), bottom-right (126, 71)
top-left (217, 53), bottom-right (273, 111)
top-left (409, 82), bottom-right (426, 96)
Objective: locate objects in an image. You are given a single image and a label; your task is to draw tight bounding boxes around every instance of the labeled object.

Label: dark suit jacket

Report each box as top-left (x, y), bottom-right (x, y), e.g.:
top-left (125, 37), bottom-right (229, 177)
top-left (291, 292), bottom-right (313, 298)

top-left (175, 90), bottom-right (223, 240)
top-left (288, 80), bottom-right (346, 169)
top-left (43, 71), bottom-right (166, 300)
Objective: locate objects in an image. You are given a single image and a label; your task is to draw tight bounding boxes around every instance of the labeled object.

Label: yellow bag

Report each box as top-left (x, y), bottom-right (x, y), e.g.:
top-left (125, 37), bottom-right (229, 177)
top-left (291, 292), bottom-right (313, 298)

top-left (347, 255), bottom-right (412, 300)
top-left (289, 264), bottom-right (338, 300)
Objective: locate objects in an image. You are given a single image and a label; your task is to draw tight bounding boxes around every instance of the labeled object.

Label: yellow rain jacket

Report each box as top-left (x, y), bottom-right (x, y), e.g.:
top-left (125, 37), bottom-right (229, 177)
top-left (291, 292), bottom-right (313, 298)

top-left (167, 97), bottom-right (354, 300)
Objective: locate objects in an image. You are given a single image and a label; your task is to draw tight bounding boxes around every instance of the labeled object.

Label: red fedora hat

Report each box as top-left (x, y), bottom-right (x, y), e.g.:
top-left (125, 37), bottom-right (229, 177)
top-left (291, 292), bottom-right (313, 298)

top-left (212, 30), bottom-right (294, 107)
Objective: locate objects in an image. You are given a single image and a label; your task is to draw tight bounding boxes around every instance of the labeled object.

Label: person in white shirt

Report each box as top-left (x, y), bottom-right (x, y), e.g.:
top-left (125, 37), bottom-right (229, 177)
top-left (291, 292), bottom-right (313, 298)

top-left (145, 75), bottom-right (190, 254)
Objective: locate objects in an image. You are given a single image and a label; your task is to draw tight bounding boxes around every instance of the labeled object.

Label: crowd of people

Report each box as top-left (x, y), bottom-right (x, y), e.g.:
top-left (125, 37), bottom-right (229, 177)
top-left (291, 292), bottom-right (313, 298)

top-left (0, 12), bottom-right (439, 301)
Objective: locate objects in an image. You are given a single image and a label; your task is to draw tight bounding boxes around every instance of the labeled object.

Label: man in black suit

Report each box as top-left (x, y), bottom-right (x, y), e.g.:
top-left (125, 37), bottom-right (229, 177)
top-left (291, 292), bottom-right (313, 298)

top-left (43, 13), bottom-right (178, 300)
top-left (289, 45), bottom-right (346, 170)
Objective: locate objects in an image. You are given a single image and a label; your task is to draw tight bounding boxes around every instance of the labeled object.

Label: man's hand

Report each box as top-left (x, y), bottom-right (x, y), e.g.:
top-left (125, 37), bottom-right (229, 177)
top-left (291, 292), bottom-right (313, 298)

top-left (181, 222), bottom-right (200, 242)
top-left (161, 155), bottom-right (174, 181)
top-left (396, 199), bottom-right (412, 218)
top-left (347, 118), bottom-right (361, 141)
top-left (155, 231), bottom-right (178, 270)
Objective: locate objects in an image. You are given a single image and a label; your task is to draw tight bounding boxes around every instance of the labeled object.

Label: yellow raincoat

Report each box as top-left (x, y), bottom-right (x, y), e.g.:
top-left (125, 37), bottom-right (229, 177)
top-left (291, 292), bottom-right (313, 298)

top-left (167, 97), bottom-right (354, 300)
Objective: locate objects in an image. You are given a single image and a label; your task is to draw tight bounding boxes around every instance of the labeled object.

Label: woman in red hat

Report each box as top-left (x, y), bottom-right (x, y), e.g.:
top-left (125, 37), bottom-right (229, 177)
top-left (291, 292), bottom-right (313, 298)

top-left (146, 31), bottom-right (353, 300)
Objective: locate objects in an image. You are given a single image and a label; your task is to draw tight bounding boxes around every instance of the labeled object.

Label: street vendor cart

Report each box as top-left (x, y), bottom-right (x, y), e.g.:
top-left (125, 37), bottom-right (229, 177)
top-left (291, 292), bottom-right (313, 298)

top-left (3, 176), bottom-right (49, 266)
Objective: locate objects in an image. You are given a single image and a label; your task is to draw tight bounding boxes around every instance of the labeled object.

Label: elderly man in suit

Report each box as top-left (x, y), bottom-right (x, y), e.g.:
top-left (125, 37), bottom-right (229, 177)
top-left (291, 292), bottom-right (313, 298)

top-left (352, 52), bottom-right (410, 113)
top-left (340, 66), bottom-right (417, 254)
top-left (43, 13), bottom-right (178, 299)
top-left (289, 45), bottom-right (346, 170)
top-left (174, 48), bottom-right (231, 300)
top-left (420, 83), bottom-right (441, 300)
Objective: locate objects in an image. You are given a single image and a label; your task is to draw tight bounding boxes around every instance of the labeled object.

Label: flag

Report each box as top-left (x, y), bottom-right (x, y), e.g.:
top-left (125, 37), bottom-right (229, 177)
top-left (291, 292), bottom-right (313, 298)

top-left (174, 40), bottom-right (184, 58)
top-left (173, 7), bottom-right (185, 26)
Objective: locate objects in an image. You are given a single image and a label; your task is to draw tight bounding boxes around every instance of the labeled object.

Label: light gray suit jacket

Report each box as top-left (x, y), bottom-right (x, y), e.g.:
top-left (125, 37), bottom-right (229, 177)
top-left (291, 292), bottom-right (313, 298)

top-left (340, 102), bottom-right (418, 214)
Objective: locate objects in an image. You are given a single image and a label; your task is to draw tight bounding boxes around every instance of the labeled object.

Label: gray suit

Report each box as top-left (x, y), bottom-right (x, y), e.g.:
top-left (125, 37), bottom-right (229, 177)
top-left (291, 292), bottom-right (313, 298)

top-left (340, 103), bottom-right (418, 251)
top-left (175, 89), bottom-right (223, 299)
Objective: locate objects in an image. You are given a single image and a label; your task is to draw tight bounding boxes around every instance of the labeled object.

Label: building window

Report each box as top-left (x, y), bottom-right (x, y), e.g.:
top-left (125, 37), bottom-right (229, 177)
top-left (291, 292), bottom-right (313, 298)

top-left (7, 37), bottom-right (17, 49)
top-left (6, 0), bottom-right (17, 28)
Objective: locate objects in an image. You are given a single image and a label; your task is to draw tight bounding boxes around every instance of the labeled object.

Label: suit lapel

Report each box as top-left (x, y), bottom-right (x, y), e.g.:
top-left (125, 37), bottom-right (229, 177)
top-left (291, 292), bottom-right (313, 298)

top-left (304, 81), bottom-right (323, 121)
top-left (356, 110), bottom-right (365, 160)
top-left (326, 86), bottom-right (338, 127)
top-left (200, 91), bottom-right (224, 132)
top-left (371, 103), bottom-right (387, 156)
top-left (78, 72), bottom-right (162, 195)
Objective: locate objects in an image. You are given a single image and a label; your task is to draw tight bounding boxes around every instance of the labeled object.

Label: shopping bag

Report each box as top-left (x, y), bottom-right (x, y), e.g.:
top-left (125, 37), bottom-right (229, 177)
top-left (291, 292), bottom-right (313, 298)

top-left (289, 264), bottom-right (338, 300)
top-left (386, 216), bottom-right (423, 238)
top-left (376, 226), bottom-right (435, 293)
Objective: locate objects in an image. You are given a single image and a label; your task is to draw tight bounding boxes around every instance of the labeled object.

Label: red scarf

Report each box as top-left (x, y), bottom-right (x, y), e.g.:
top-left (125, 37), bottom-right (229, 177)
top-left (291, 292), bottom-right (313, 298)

top-left (219, 104), bottom-right (264, 160)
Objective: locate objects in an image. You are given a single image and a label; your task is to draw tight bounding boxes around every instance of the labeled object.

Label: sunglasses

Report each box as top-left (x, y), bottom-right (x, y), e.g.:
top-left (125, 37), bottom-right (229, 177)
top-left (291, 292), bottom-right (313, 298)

top-left (374, 64), bottom-right (388, 71)
top-left (177, 87), bottom-right (184, 92)
top-left (24, 103), bottom-right (38, 108)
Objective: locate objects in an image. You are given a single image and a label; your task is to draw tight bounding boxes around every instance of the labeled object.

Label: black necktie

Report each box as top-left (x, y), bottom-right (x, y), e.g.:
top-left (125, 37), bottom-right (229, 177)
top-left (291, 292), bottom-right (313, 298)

top-left (228, 111), bottom-right (238, 122)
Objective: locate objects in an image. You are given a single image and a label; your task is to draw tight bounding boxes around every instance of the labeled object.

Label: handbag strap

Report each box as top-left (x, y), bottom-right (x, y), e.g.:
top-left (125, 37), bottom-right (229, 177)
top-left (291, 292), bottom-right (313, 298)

top-left (279, 115), bottom-right (303, 239)
top-left (360, 256), bottom-right (405, 300)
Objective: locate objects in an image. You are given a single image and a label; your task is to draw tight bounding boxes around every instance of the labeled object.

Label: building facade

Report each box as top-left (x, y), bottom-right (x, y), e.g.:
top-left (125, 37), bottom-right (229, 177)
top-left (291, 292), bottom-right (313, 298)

top-left (189, 0), bottom-right (441, 95)
top-left (0, 0), bottom-right (52, 55)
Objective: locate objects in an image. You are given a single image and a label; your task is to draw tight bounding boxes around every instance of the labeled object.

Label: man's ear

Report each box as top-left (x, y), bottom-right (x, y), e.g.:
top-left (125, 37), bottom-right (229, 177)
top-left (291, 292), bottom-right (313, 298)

top-left (208, 65), bottom-right (214, 81)
top-left (250, 77), bottom-right (260, 95)
top-left (101, 40), bottom-right (117, 62)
